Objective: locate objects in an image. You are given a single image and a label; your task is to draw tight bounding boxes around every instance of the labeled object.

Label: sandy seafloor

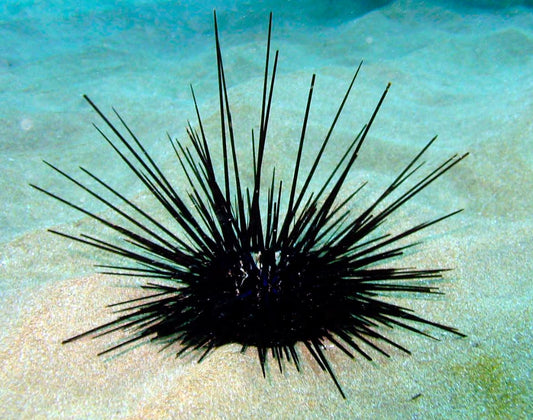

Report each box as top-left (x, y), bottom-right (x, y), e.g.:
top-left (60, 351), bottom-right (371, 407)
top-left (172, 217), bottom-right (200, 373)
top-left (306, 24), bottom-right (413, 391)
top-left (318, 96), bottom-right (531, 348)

top-left (1, 0), bottom-right (532, 418)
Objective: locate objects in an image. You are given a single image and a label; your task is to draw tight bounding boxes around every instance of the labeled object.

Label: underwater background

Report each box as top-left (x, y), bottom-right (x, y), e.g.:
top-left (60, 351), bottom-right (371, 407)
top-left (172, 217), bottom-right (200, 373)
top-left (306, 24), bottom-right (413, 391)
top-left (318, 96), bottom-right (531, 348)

top-left (1, 0), bottom-right (532, 418)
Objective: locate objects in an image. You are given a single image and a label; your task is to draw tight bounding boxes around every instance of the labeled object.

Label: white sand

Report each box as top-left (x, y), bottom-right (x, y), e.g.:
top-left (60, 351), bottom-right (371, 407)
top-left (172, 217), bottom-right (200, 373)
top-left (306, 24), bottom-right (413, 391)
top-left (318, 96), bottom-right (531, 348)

top-left (1, 1), bottom-right (532, 418)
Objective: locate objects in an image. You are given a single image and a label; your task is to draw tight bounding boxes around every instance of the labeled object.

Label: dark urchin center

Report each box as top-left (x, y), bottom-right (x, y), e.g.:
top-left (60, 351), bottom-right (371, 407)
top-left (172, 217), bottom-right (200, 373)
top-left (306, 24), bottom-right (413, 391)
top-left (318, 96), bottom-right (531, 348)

top-left (192, 248), bottom-right (346, 348)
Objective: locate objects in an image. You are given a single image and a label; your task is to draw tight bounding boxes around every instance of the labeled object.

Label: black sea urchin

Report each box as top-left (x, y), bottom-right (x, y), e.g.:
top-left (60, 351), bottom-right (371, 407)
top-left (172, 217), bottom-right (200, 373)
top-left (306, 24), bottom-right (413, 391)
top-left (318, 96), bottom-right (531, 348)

top-left (33, 13), bottom-right (467, 398)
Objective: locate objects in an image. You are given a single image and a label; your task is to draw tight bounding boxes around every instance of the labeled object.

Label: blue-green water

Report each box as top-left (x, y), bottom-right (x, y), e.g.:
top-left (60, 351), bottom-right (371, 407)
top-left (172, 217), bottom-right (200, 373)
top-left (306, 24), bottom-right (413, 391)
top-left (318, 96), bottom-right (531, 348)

top-left (1, 0), bottom-right (532, 242)
top-left (0, 1), bottom-right (532, 418)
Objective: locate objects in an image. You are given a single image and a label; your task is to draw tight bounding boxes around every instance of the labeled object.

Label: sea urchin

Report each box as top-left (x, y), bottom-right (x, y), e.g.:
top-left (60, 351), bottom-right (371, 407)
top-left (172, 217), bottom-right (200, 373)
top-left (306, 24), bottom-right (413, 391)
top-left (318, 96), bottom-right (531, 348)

top-left (33, 13), bottom-right (467, 398)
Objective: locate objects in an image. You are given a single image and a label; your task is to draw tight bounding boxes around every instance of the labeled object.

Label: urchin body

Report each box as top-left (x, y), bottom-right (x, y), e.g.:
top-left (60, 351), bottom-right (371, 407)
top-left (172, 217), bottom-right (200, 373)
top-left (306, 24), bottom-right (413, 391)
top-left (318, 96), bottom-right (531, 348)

top-left (33, 13), bottom-right (466, 398)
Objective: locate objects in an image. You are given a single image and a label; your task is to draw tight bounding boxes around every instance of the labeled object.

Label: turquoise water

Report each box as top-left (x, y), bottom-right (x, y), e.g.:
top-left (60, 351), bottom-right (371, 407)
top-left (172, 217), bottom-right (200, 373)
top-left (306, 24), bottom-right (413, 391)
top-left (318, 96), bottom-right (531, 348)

top-left (1, 1), bottom-right (532, 418)
top-left (2, 0), bottom-right (532, 242)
